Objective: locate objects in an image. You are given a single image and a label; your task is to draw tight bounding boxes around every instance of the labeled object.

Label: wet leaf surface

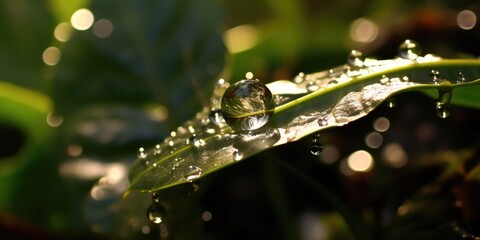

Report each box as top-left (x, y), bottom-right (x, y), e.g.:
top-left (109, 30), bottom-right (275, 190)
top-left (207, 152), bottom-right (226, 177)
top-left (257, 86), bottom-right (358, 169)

top-left (129, 56), bottom-right (480, 192)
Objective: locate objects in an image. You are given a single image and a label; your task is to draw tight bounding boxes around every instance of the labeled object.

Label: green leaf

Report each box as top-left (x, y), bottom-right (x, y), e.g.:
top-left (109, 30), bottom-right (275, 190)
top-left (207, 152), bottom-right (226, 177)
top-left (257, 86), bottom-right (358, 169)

top-left (128, 56), bottom-right (480, 193)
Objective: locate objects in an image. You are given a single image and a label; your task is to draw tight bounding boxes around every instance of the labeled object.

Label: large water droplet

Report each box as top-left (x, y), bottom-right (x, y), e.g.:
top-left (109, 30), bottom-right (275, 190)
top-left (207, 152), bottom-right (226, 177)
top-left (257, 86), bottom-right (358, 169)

top-left (436, 88), bottom-right (452, 118)
top-left (310, 133), bottom-right (323, 156)
top-left (184, 166), bottom-right (202, 182)
top-left (398, 39), bottom-right (421, 60)
top-left (347, 50), bottom-right (364, 68)
top-left (221, 78), bottom-right (275, 132)
top-left (147, 198), bottom-right (166, 224)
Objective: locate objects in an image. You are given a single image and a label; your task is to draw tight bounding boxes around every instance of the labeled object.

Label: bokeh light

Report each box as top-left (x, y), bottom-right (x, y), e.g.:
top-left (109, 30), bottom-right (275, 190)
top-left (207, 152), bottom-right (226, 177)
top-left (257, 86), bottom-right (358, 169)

top-left (319, 145), bottom-right (340, 164)
top-left (93, 19), bottom-right (114, 38)
top-left (71, 8), bottom-right (95, 31)
top-left (350, 18), bottom-right (379, 43)
top-left (457, 10), bottom-right (477, 30)
top-left (347, 150), bottom-right (374, 172)
top-left (42, 47), bottom-right (61, 66)
top-left (382, 143), bottom-right (408, 168)
top-left (54, 22), bottom-right (73, 42)
top-left (373, 117), bottom-right (390, 132)
top-left (365, 132), bottom-right (383, 149)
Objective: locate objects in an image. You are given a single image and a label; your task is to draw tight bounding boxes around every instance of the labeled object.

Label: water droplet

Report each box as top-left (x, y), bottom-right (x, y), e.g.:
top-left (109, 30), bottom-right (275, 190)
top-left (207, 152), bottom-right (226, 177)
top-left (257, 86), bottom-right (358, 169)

top-left (147, 201), bottom-right (166, 224)
top-left (184, 166), bottom-right (202, 182)
top-left (245, 72), bottom-right (254, 79)
top-left (387, 98), bottom-right (396, 108)
top-left (152, 145), bottom-right (161, 156)
top-left (430, 70), bottom-right (440, 84)
top-left (187, 135), bottom-right (205, 147)
top-left (233, 149), bottom-right (244, 161)
top-left (138, 147), bottom-right (147, 159)
top-left (347, 50), bottom-right (364, 68)
top-left (436, 88), bottom-right (452, 118)
top-left (398, 39), bottom-right (421, 60)
top-left (221, 79), bottom-right (275, 132)
top-left (380, 75), bottom-right (389, 85)
top-left (209, 109), bottom-right (224, 125)
top-left (310, 134), bottom-right (323, 156)
top-left (457, 72), bottom-right (466, 83)
top-left (306, 81), bottom-right (319, 92)
top-left (294, 72), bottom-right (306, 83)
top-left (318, 117), bottom-right (328, 126)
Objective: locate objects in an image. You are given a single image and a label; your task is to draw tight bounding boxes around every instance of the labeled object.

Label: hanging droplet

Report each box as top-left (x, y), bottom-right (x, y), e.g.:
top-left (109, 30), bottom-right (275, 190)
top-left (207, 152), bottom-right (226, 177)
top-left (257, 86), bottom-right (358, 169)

top-left (310, 133), bottom-right (323, 156)
top-left (147, 197), bottom-right (166, 224)
top-left (347, 50), bottom-right (364, 68)
top-left (387, 98), bottom-right (396, 108)
top-left (209, 109), bottom-right (224, 125)
top-left (457, 72), bottom-right (466, 83)
top-left (398, 39), bottom-right (421, 60)
top-left (436, 88), bottom-right (452, 118)
top-left (221, 78), bottom-right (275, 132)
top-left (430, 70), bottom-right (441, 84)
top-left (294, 72), bottom-right (306, 83)
top-left (318, 117), bottom-right (328, 127)
top-left (233, 149), bottom-right (244, 161)
top-left (184, 166), bottom-right (202, 182)
top-left (436, 103), bottom-right (450, 118)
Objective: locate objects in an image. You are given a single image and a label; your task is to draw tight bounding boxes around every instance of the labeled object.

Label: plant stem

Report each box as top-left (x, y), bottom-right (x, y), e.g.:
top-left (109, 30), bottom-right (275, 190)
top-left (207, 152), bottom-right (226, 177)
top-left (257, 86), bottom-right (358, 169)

top-left (272, 158), bottom-right (371, 240)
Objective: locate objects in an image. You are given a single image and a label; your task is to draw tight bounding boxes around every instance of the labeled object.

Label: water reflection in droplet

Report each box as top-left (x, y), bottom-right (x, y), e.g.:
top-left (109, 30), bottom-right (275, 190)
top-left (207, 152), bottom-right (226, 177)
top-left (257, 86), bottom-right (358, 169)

top-left (221, 78), bottom-right (275, 132)
top-left (347, 50), bottom-right (364, 68)
top-left (436, 88), bottom-right (452, 118)
top-left (398, 39), bottom-right (421, 60)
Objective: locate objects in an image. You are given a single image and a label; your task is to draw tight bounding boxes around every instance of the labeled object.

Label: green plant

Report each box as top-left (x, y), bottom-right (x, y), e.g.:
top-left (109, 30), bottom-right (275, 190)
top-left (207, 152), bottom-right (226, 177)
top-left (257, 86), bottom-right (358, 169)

top-left (1, 0), bottom-right (480, 239)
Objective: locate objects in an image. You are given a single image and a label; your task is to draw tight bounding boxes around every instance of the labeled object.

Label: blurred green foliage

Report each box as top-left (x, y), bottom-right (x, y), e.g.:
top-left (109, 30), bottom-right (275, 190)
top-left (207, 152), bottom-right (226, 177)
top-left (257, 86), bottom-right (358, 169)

top-left (0, 0), bottom-right (479, 239)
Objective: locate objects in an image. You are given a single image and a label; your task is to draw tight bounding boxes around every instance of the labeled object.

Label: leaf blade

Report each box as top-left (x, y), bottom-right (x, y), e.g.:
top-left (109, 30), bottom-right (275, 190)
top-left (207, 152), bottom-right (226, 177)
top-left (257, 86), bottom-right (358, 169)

top-left (129, 58), bottom-right (480, 192)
